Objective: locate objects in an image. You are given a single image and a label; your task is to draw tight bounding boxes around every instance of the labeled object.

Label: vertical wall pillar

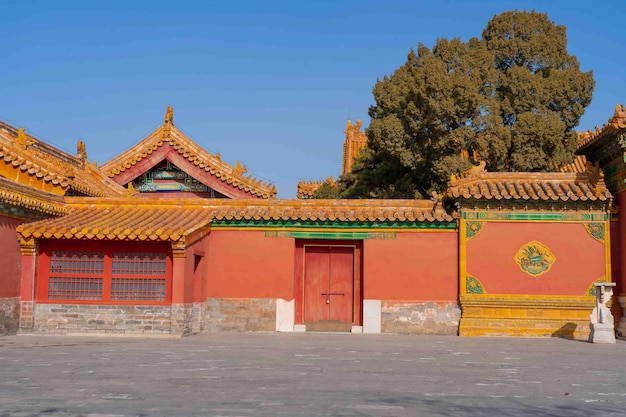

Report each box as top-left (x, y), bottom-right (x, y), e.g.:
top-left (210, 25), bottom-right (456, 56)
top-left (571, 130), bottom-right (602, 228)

top-left (18, 237), bottom-right (38, 332)
top-left (617, 192), bottom-right (626, 336)
top-left (170, 241), bottom-right (190, 336)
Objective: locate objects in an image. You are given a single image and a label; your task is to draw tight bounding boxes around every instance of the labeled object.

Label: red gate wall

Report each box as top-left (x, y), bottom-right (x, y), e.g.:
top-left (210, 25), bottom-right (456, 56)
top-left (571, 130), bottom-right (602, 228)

top-left (0, 216), bottom-right (23, 298)
top-left (206, 230), bottom-right (294, 300)
top-left (363, 232), bottom-right (458, 301)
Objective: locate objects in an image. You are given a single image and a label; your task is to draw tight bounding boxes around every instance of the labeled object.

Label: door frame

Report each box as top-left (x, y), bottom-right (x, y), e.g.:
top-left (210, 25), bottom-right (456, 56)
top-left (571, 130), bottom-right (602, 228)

top-left (294, 239), bottom-right (363, 325)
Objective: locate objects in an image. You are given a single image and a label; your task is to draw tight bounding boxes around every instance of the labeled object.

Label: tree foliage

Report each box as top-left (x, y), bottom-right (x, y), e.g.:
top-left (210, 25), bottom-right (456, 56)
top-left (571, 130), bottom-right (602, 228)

top-left (341, 10), bottom-right (594, 199)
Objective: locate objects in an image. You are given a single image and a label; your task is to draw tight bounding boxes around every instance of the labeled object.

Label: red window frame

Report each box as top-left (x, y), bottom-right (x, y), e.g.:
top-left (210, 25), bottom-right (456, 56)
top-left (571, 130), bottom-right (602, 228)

top-left (37, 240), bottom-right (172, 305)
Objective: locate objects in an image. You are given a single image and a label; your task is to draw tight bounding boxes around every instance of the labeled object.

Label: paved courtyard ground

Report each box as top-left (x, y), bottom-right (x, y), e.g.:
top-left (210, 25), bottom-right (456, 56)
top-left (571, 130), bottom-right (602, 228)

top-left (0, 333), bottom-right (625, 417)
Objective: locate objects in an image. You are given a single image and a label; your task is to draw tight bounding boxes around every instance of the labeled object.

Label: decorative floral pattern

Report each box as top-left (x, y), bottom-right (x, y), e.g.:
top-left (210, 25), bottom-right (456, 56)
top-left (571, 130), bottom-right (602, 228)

top-left (466, 275), bottom-right (485, 294)
top-left (466, 221), bottom-right (483, 239)
top-left (587, 278), bottom-right (608, 296)
top-left (584, 223), bottom-right (605, 242)
top-left (514, 241), bottom-right (556, 277)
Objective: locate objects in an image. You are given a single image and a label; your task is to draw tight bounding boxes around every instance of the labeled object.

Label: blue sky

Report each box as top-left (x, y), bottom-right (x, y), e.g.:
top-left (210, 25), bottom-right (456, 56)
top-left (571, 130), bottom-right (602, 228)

top-left (1, 1), bottom-right (624, 198)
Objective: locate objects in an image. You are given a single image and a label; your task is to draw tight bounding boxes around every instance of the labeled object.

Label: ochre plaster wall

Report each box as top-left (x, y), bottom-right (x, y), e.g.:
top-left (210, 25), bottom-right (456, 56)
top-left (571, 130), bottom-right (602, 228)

top-left (363, 232), bottom-right (458, 301)
top-left (206, 230), bottom-right (294, 300)
top-left (0, 216), bottom-right (23, 297)
top-left (466, 222), bottom-right (605, 296)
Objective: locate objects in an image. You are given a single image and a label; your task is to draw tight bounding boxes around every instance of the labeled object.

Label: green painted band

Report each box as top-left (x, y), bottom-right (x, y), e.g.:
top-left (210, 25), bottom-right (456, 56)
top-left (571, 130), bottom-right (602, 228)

top-left (211, 219), bottom-right (456, 229)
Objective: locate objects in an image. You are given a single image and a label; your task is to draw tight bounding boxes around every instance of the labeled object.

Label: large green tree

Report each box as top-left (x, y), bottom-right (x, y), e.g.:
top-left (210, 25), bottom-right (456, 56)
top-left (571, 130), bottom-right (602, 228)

top-left (341, 10), bottom-right (594, 199)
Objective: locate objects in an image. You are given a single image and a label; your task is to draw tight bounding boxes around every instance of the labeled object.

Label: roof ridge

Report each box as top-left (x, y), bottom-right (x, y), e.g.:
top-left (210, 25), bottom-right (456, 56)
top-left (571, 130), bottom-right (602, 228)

top-left (98, 107), bottom-right (277, 198)
top-left (576, 104), bottom-right (626, 152)
top-left (166, 127), bottom-right (277, 196)
top-left (98, 125), bottom-right (163, 175)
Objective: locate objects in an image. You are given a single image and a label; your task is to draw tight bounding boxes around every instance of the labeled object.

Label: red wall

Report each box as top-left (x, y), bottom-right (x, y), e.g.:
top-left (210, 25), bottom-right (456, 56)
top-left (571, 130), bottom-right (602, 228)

top-left (206, 231), bottom-right (294, 300)
top-left (363, 232), bottom-right (458, 301)
top-left (0, 216), bottom-right (23, 297)
top-left (466, 222), bottom-right (606, 296)
top-left (183, 237), bottom-right (210, 303)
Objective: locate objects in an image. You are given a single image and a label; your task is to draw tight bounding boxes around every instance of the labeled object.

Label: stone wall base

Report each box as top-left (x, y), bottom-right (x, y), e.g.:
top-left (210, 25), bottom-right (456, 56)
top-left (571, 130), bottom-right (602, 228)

top-left (381, 301), bottom-right (460, 335)
top-left (204, 298), bottom-right (276, 332)
top-left (0, 297), bottom-right (20, 335)
top-left (171, 303), bottom-right (205, 336)
top-left (30, 304), bottom-right (176, 335)
top-left (617, 296), bottom-right (626, 339)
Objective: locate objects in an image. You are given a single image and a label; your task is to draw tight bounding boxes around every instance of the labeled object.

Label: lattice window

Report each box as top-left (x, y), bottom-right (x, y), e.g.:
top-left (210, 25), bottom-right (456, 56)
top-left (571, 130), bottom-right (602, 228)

top-left (111, 278), bottom-right (166, 301)
top-left (50, 251), bottom-right (104, 274)
top-left (112, 252), bottom-right (166, 275)
top-left (39, 245), bottom-right (171, 305)
top-left (48, 277), bottom-right (103, 300)
top-left (111, 252), bottom-right (167, 301)
top-left (48, 252), bottom-right (104, 300)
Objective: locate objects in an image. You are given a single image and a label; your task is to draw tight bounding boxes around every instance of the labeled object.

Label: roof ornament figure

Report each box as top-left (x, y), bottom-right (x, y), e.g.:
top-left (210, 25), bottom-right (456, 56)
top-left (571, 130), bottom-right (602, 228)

top-left (15, 128), bottom-right (33, 149)
top-left (609, 103), bottom-right (626, 127)
top-left (77, 140), bottom-right (87, 164)
top-left (164, 105), bottom-right (174, 125)
top-left (585, 161), bottom-right (607, 196)
top-left (234, 161), bottom-right (248, 176)
top-left (449, 160), bottom-right (487, 183)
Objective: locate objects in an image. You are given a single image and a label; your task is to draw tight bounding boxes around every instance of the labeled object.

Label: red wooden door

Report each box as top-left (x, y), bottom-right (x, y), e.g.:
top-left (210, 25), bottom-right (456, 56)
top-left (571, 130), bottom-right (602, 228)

top-left (304, 246), bottom-right (354, 323)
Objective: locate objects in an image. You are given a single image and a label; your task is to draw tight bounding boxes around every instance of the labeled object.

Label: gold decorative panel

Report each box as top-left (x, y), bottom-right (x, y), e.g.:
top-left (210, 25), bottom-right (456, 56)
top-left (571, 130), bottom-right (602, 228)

top-left (514, 241), bottom-right (555, 277)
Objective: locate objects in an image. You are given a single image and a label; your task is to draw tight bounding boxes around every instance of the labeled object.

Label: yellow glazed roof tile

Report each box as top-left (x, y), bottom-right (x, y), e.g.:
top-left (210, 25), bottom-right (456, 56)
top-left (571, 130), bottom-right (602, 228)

top-left (17, 200), bottom-right (211, 242)
top-left (297, 180), bottom-right (325, 199)
top-left (576, 104), bottom-right (626, 154)
top-left (16, 197), bottom-right (455, 242)
top-left (0, 121), bottom-right (131, 198)
top-left (446, 161), bottom-right (612, 203)
top-left (560, 155), bottom-right (588, 173)
top-left (0, 177), bottom-right (67, 217)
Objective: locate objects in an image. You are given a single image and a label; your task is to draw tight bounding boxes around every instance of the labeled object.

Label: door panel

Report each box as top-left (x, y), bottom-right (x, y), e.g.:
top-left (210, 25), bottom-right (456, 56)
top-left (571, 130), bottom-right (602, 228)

top-left (304, 246), bottom-right (354, 324)
top-left (329, 247), bottom-right (354, 323)
top-left (304, 247), bottom-right (330, 323)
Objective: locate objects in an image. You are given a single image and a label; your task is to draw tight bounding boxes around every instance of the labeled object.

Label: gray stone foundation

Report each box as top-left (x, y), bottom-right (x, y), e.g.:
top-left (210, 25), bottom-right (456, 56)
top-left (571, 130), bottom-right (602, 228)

top-left (204, 298), bottom-right (276, 332)
top-left (381, 301), bottom-right (460, 335)
top-left (171, 303), bottom-right (205, 336)
top-left (31, 304), bottom-right (176, 335)
top-left (0, 297), bottom-right (20, 335)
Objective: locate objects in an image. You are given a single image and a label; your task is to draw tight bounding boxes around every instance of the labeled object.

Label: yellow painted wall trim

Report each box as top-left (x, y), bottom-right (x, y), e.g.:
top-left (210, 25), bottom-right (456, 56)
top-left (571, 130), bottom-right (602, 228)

top-left (460, 294), bottom-right (595, 308)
